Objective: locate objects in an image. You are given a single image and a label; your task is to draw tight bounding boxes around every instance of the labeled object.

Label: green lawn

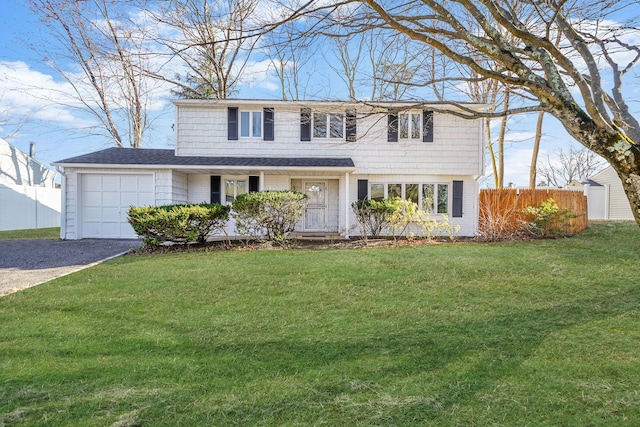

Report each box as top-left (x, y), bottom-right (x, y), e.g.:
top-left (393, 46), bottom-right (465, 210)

top-left (0, 227), bottom-right (59, 240)
top-left (1, 222), bottom-right (639, 426)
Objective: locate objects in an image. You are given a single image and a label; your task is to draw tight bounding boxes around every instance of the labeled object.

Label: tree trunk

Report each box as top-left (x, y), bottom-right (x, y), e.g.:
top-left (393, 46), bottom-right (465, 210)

top-left (552, 105), bottom-right (640, 224)
top-left (529, 111), bottom-right (544, 188)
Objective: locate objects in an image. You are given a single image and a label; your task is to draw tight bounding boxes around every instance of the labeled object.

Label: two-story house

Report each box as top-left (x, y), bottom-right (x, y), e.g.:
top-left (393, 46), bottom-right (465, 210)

top-left (53, 100), bottom-right (485, 239)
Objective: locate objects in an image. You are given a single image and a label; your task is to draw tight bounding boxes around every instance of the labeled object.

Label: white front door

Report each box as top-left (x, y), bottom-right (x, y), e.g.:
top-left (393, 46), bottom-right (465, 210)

top-left (304, 181), bottom-right (327, 231)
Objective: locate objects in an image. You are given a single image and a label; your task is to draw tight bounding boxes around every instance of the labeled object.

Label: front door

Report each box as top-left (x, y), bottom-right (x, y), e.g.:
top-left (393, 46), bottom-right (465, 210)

top-left (304, 181), bottom-right (327, 231)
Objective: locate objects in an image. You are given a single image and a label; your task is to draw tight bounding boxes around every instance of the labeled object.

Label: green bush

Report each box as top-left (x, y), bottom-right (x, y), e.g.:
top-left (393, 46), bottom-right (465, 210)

top-left (351, 198), bottom-right (398, 238)
top-left (522, 198), bottom-right (576, 238)
top-left (128, 203), bottom-right (230, 247)
top-left (232, 191), bottom-right (307, 243)
top-left (354, 198), bottom-right (460, 241)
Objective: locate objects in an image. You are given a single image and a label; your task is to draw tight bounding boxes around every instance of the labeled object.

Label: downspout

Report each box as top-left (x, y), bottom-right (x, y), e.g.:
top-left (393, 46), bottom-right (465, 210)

top-left (55, 166), bottom-right (66, 239)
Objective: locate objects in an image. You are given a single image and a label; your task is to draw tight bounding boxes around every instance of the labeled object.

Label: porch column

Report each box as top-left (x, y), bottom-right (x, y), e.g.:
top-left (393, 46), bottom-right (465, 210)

top-left (344, 172), bottom-right (350, 238)
top-left (259, 171), bottom-right (265, 191)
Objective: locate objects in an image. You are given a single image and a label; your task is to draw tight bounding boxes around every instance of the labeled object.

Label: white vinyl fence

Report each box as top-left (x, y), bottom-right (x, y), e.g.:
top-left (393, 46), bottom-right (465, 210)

top-left (0, 184), bottom-right (61, 231)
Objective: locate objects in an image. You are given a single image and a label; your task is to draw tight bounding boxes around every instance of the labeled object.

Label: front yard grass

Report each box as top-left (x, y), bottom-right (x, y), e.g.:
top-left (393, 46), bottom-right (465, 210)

top-left (1, 222), bottom-right (639, 426)
top-left (0, 227), bottom-right (59, 240)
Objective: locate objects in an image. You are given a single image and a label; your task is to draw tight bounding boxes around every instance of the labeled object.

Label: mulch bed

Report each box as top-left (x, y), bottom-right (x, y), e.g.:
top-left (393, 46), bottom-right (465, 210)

top-left (129, 236), bottom-right (472, 255)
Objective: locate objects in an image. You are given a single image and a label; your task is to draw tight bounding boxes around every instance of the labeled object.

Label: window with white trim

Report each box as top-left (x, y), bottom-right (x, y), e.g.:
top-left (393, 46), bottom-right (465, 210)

top-left (370, 182), bottom-right (449, 214)
top-left (399, 112), bottom-right (422, 140)
top-left (313, 112), bottom-right (344, 139)
top-left (240, 111), bottom-right (262, 138)
top-left (224, 178), bottom-right (247, 205)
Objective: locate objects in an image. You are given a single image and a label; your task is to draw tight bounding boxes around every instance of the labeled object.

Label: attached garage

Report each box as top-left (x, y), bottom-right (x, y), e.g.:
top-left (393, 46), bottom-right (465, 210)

top-left (53, 147), bottom-right (356, 240)
top-left (80, 174), bottom-right (154, 238)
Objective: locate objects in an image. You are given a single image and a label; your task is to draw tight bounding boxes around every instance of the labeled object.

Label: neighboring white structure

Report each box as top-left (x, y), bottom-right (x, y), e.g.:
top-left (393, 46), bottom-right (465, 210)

top-left (581, 166), bottom-right (634, 221)
top-left (53, 100), bottom-right (486, 239)
top-left (0, 138), bottom-right (61, 230)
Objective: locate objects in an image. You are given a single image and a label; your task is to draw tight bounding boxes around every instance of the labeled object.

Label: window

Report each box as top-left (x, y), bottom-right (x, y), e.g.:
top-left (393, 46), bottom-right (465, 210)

top-left (371, 182), bottom-right (449, 213)
top-left (422, 184), bottom-right (435, 213)
top-left (370, 183), bottom-right (385, 201)
top-left (225, 179), bottom-right (247, 205)
top-left (406, 183), bottom-right (419, 204)
top-left (389, 110), bottom-right (434, 142)
top-left (399, 113), bottom-right (421, 140)
top-left (421, 183), bottom-right (449, 213)
top-left (388, 184), bottom-right (402, 199)
top-left (437, 184), bottom-right (448, 214)
top-left (313, 112), bottom-right (344, 139)
top-left (240, 111), bottom-right (262, 138)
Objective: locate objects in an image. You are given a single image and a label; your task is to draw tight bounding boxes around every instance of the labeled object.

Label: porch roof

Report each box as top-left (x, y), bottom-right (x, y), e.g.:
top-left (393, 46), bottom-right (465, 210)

top-left (53, 147), bottom-right (355, 171)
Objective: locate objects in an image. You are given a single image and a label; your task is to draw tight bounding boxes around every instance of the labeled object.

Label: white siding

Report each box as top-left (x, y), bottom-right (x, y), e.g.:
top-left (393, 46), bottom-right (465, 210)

top-left (155, 170), bottom-right (174, 205)
top-left (264, 175), bottom-right (290, 191)
top-left (590, 167), bottom-right (634, 220)
top-left (172, 171), bottom-right (188, 204)
top-left (188, 174), bottom-right (210, 204)
top-left (175, 103), bottom-right (484, 176)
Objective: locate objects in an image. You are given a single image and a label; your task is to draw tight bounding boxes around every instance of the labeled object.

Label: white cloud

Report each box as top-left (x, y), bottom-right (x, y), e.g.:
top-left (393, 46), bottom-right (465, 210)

top-left (0, 61), bottom-right (92, 125)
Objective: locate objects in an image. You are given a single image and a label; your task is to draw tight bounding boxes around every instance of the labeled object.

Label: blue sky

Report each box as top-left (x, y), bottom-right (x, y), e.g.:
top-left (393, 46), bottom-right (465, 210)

top-left (1, 0), bottom-right (639, 186)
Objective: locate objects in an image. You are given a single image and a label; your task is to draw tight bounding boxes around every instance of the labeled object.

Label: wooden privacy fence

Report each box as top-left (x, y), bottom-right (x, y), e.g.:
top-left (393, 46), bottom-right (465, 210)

top-left (479, 188), bottom-right (588, 236)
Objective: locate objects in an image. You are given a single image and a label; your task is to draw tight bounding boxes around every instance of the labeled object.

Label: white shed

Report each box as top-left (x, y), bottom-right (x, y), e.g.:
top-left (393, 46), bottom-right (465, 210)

top-left (584, 166), bottom-right (634, 221)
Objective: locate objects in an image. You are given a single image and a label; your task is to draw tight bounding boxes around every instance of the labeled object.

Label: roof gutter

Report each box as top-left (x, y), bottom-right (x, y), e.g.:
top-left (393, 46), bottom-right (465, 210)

top-left (50, 162), bottom-right (357, 172)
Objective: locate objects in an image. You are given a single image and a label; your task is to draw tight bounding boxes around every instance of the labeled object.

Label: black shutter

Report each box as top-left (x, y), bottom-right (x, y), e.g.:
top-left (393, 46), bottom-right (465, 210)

top-left (357, 179), bottom-right (369, 201)
top-left (452, 180), bottom-right (463, 217)
top-left (388, 111), bottom-right (398, 142)
top-left (346, 109), bottom-right (357, 142)
top-left (228, 107), bottom-right (238, 140)
top-left (423, 110), bottom-right (434, 142)
top-left (211, 176), bottom-right (221, 204)
top-left (263, 108), bottom-right (274, 141)
top-left (300, 108), bottom-right (311, 141)
top-left (249, 176), bottom-right (260, 192)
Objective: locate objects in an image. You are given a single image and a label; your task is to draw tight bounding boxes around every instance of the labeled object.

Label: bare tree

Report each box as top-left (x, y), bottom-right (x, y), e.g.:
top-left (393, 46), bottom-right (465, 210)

top-left (0, 103), bottom-right (25, 141)
top-left (151, 0), bottom-right (261, 99)
top-left (28, 0), bottom-right (153, 148)
top-left (273, 1), bottom-right (640, 225)
top-left (328, 32), bottom-right (365, 101)
top-left (537, 145), bottom-right (607, 187)
top-left (264, 19), bottom-right (315, 100)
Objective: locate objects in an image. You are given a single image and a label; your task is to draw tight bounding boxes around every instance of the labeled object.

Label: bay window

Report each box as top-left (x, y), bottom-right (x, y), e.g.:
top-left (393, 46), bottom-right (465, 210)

top-left (370, 182), bottom-right (450, 214)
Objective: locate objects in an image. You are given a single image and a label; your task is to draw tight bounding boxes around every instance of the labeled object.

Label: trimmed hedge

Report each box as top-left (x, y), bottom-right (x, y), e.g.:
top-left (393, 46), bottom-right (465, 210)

top-left (128, 203), bottom-right (230, 246)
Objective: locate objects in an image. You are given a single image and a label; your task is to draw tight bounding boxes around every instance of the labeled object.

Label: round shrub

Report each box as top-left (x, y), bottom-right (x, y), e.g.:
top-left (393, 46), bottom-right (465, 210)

top-left (128, 203), bottom-right (230, 247)
top-left (232, 191), bottom-right (307, 243)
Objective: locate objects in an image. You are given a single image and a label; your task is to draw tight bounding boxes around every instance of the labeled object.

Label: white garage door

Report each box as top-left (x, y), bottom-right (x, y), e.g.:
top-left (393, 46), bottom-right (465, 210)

top-left (81, 174), bottom-right (154, 238)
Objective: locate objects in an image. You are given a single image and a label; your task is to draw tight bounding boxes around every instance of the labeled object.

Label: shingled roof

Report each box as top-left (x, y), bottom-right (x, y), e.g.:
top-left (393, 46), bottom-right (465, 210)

top-left (53, 147), bottom-right (355, 169)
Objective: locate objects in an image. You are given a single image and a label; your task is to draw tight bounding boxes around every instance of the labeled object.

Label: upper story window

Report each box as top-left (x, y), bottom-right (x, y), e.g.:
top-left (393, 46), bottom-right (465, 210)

top-left (399, 113), bottom-right (421, 140)
top-left (313, 112), bottom-right (344, 139)
top-left (228, 107), bottom-right (274, 141)
top-left (240, 111), bottom-right (262, 138)
top-left (388, 109), bottom-right (434, 143)
top-left (301, 108), bottom-right (357, 142)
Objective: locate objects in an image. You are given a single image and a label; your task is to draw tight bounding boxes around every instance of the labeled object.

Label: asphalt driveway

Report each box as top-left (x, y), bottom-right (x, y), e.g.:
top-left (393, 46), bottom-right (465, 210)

top-left (0, 239), bottom-right (141, 296)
